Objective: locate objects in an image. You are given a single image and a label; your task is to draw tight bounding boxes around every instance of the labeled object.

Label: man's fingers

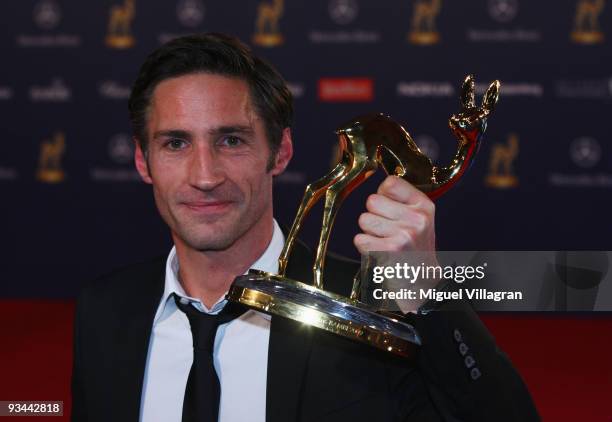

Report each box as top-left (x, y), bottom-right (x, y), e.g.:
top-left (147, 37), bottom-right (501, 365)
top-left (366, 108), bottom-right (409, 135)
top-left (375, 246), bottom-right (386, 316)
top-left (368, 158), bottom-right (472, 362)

top-left (354, 232), bottom-right (415, 254)
top-left (355, 176), bottom-right (437, 255)
top-left (358, 212), bottom-right (396, 237)
top-left (377, 176), bottom-right (430, 206)
top-left (366, 193), bottom-right (434, 224)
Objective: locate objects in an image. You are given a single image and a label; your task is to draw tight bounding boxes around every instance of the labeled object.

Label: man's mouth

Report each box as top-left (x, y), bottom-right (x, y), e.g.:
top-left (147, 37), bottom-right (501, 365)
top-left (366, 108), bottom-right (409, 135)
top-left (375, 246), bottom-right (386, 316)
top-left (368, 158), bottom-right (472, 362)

top-left (181, 200), bottom-right (234, 214)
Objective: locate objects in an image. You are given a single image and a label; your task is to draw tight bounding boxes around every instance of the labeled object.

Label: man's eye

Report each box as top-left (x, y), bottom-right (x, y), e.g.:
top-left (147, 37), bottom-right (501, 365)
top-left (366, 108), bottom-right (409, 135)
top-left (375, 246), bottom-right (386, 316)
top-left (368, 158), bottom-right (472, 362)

top-left (166, 139), bottom-right (187, 150)
top-left (220, 136), bottom-right (243, 147)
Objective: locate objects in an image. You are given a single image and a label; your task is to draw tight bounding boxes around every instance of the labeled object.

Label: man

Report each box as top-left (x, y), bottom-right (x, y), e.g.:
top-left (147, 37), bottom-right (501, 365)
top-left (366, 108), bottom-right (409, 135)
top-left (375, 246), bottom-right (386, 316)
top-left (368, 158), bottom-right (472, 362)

top-left (71, 33), bottom-right (538, 421)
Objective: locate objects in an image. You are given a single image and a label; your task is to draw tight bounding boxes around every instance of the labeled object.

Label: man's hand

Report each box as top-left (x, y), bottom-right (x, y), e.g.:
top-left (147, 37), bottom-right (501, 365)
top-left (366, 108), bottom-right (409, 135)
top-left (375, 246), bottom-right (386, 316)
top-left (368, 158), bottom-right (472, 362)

top-left (354, 176), bottom-right (439, 313)
top-left (354, 176), bottom-right (436, 255)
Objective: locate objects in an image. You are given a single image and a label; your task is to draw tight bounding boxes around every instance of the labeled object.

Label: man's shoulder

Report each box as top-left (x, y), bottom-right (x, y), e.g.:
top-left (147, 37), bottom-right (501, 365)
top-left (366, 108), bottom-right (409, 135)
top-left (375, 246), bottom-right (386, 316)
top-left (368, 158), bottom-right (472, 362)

top-left (77, 256), bottom-right (166, 307)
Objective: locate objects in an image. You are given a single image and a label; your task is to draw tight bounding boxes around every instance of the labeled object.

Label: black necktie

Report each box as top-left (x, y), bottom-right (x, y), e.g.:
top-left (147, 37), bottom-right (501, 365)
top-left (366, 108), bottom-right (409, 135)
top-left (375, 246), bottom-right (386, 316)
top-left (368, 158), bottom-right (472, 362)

top-left (173, 293), bottom-right (247, 422)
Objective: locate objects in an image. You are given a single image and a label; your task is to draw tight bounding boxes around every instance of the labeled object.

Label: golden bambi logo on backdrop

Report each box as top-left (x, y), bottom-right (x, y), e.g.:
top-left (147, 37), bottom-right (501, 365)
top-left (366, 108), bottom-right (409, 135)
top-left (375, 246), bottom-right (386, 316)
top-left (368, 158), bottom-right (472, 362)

top-left (253, 0), bottom-right (284, 47)
top-left (571, 0), bottom-right (605, 44)
top-left (485, 133), bottom-right (519, 188)
top-left (37, 132), bottom-right (65, 183)
top-left (106, 0), bottom-right (136, 49)
top-left (408, 0), bottom-right (442, 45)
top-left (228, 75), bottom-right (501, 357)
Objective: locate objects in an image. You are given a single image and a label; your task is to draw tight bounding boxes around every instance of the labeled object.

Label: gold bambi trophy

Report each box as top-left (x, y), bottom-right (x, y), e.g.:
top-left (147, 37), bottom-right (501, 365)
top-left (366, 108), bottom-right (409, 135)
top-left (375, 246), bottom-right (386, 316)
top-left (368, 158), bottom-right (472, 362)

top-left (408, 0), bottom-right (442, 45)
top-left (228, 75), bottom-right (500, 357)
top-left (571, 0), bottom-right (605, 44)
top-left (37, 132), bottom-right (66, 183)
top-left (485, 134), bottom-right (519, 188)
top-left (106, 0), bottom-right (136, 49)
top-left (252, 0), bottom-right (284, 47)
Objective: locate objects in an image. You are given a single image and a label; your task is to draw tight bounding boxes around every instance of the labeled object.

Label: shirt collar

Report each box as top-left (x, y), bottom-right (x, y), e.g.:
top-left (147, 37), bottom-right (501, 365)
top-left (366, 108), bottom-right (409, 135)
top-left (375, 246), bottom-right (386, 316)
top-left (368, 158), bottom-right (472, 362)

top-left (153, 219), bottom-right (285, 325)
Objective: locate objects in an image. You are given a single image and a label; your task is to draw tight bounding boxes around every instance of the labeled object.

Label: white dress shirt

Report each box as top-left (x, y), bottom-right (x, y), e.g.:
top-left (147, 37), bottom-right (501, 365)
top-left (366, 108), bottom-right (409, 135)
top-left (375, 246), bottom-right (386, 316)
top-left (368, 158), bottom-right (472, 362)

top-left (139, 220), bottom-right (285, 422)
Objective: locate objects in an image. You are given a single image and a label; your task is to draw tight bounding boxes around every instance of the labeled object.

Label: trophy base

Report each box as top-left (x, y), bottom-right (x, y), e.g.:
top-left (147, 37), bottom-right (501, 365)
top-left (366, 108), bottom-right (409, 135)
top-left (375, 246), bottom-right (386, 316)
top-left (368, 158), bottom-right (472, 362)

top-left (408, 31), bottom-right (440, 45)
top-left (37, 169), bottom-right (64, 183)
top-left (228, 270), bottom-right (421, 358)
top-left (485, 174), bottom-right (518, 188)
top-left (252, 33), bottom-right (284, 47)
top-left (106, 35), bottom-right (135, 49)
top-left (571, 31), bottom-right (604, 44)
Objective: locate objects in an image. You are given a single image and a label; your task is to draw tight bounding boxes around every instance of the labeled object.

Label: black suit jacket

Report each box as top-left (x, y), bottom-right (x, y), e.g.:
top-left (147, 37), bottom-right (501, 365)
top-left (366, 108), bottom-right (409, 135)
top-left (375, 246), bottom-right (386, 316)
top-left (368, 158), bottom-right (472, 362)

top-left (71, 240), bottom-right (539, 421)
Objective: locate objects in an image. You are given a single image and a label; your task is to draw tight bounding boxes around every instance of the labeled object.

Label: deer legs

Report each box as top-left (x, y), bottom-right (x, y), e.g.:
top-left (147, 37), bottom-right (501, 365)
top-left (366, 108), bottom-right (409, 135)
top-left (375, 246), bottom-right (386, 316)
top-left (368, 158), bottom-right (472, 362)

top-left (312, 160), bottom-right (371, 288)
top-left (278, 159), bottom-right (349, 276)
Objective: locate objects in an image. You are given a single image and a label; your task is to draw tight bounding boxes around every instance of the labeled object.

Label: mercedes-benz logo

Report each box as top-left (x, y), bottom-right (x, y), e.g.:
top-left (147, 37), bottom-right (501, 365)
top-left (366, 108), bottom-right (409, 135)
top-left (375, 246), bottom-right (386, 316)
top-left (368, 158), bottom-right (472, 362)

top-left (34, 0), bottom-right (61, 30)
top-left (570, 137), bottom-right (601, 168)
top-left (329, 0), bottom-right (359, 25)
top-left (488, 0), bottom-right (519, 23)
top-left (177, 0), bottom-right (205, 28)
top-left (108, 134), bottom-right (134, 164)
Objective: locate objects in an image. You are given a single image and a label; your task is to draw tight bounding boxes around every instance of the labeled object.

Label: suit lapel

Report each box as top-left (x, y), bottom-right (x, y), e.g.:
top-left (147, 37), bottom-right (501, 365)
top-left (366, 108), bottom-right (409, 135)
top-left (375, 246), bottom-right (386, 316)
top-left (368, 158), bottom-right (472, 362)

top-left (112, 260), bottom-right (165, 422)
top-left (266, 239), bottom-right (315, 422)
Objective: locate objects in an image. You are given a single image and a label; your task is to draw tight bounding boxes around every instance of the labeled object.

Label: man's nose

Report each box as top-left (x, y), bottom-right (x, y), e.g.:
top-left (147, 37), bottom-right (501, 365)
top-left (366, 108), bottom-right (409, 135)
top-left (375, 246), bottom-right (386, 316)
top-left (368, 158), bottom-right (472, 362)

top-left (188, 143), bottom-right (225, 191)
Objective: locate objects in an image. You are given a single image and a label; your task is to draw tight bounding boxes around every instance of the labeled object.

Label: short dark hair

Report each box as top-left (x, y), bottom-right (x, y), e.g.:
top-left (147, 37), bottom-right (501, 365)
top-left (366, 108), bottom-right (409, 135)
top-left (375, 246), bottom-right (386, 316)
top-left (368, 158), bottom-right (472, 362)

top-left (128, 33), bottom-right (293, 165)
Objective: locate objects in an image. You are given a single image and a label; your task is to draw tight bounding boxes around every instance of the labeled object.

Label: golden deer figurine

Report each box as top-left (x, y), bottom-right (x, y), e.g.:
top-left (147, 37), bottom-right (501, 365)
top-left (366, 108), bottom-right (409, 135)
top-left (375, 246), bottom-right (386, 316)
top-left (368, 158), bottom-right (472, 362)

top-left (109, 0), bottom-right (134, 35)
top-left (278, 75), bottom-right (500, 289)
top-left (253, 0), bottom-right (284, 46)
top-left (106, 0), bottom-right (135, 48)
top-left (572, 0), bottom-right (605, 43)
top-left (575, 0), bottom-right (605, 32)
top-left (412, 0), bottom-right (441, 34)
top-left (37, 132), bottom-right (66, 183)
top-left (490, 134), bottom-right (519, 177)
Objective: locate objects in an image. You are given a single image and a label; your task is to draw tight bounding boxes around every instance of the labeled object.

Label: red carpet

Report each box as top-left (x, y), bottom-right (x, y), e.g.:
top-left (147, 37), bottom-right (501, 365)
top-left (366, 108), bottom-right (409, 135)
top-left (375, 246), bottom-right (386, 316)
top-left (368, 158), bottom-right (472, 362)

top-left (0, 301), bottom-right (610, 421)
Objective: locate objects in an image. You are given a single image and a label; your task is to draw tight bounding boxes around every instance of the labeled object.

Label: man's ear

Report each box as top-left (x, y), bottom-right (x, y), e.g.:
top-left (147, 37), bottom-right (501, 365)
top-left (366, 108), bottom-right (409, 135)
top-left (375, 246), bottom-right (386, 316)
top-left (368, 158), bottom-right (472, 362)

top-left (134, 138), bottom-right (153, 184)
top-left (270, 128), bottom-right (293, 176)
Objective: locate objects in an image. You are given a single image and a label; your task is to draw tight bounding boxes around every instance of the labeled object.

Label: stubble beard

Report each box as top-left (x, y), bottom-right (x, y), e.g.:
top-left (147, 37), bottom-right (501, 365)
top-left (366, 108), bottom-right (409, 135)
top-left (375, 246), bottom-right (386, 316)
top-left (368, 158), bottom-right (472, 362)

top-left (166, 188), bottom-right (271, 253)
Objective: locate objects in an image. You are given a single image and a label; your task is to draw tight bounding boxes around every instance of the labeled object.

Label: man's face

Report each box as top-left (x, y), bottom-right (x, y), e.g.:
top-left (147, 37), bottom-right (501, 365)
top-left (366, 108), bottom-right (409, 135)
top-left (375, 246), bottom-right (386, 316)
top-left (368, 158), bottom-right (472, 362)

top-left (134, 73), bottom-right (292, 251)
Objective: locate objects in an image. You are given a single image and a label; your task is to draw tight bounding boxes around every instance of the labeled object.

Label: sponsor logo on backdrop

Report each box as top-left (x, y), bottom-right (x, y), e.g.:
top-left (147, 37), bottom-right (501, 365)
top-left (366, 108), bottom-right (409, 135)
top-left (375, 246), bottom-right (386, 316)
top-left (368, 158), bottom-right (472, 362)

top-left (253, 0), bottom-right (285, 47)
top-left (549, 136), bottom-right (612, 187)
top-left (106, 0), bottom-right (136, 49)
top-left (16, 0), bottom-right (81, 47)
top-left (396, 81), bottom-right (542, 98)
top-left (29, 78), bottom-right (71, 102)
top-left (571, 0), bottom-right (605, 44)
top-left (414, 135), bottom-right (439, 163)
top-left (309, 0), bottom-right (380, 43)
top-left (397, 81), bottom-right (454, 97)
top-left (177, 0), bottom-right (205, 27)
top-left (485, 134), bottom-right (519, 188)
top-left (555, 78), bottom-right (611, 98)
top-left (0, 86), bottom-right (14, 100)
top-left (159, 0), bottom-right (205, 44)
top-left (99, 80), bottom-right (131, 99)
top-left (408, 0), bottom-right (441, 45)
top-left (467, 0), bottom-right (540, 42)
top-left (90, 134), bottom-right (141, 182)
top-left (570, 137), bottom-right (601, 168)
top-left (329, 0), bottom-right (359, 25)
top-left (318, 78), bottom-right (373, 102)
top-left (108, 134), bottom-right (134, 164)
top-left (34, 0), bottom-right (61, 29)
top-left (287, 82), bottom-right (305, 98)
top-left (475, 81), bottom-right (543, 97)
top-left (37, 132), bottom-right (66, 183)
top-left (488, 0), bottom-right (519, 23)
